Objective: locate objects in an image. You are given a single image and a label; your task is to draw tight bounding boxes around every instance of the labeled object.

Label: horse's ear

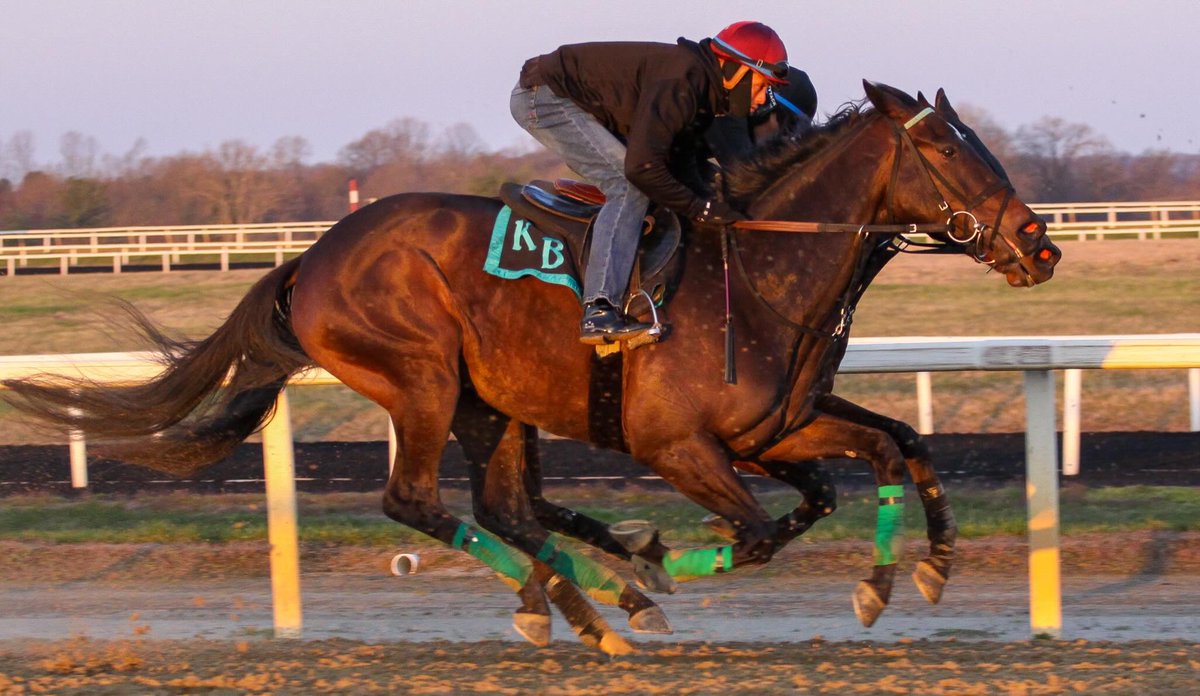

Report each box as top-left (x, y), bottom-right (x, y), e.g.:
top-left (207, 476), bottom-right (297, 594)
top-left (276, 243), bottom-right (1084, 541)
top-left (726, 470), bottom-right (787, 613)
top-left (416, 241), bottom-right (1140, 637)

top-left (917, 91), bottom-right (931, 108)
top-left (934, 87), bottom-right (960, 121)
top-left (863, 80), bottom-right (918, 121)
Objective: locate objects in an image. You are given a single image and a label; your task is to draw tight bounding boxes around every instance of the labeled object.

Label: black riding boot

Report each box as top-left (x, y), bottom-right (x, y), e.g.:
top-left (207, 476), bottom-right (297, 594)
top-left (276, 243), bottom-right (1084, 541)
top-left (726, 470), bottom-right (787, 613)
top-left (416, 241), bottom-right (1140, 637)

top-left (579, 299), bottom-right (652, 345)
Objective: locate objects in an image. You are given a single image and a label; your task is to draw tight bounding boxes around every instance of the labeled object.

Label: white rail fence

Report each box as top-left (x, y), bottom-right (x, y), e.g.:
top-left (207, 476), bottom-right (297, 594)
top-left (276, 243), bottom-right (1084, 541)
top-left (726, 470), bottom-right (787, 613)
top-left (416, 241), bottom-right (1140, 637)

top-left (1, 333), bottom-right (1199, 640)
top-left (2, 201), bottom-right (1198, 276)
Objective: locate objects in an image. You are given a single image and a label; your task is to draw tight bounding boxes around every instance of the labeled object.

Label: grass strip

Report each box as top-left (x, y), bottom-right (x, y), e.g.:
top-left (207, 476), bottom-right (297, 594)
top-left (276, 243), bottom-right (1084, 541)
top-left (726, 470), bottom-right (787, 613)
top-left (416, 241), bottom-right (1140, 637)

top-left (1, 485), bottom-right (1196, 545)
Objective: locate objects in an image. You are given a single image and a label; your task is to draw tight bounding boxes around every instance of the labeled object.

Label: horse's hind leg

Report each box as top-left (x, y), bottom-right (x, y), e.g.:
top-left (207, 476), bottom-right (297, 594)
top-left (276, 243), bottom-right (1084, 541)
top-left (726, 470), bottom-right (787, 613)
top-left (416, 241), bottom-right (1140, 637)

top-left (306, 343), bottom-right (549, 645)
top-left (368, 361), bottom-right (559, 643)
top-left (520, 426), bottom-right (677, 594)
top-left (815, 394), bottom-right (956, 604)
top-left (453, 387), bottom-right (670, 645)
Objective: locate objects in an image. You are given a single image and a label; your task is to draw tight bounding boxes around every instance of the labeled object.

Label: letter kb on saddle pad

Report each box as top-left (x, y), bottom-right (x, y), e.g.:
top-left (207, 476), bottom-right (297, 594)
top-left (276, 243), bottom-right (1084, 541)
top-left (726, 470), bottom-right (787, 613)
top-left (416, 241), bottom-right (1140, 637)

top-left (484, 205), bottom-right (581, 298)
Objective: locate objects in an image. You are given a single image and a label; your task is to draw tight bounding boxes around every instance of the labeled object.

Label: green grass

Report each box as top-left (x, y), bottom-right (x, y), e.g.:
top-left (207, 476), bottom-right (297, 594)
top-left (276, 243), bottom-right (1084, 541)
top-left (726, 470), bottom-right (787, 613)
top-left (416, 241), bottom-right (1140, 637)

top-left (1, 486), bottom-right (1195, 546)
top-left (0, 241), bottom-right (1197, 442)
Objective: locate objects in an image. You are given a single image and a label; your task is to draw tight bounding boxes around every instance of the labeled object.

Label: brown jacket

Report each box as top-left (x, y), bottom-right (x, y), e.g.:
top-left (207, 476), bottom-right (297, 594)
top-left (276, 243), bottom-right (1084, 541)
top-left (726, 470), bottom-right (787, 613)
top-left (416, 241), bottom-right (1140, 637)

top-left (521, 38), bottom-right (727, 218)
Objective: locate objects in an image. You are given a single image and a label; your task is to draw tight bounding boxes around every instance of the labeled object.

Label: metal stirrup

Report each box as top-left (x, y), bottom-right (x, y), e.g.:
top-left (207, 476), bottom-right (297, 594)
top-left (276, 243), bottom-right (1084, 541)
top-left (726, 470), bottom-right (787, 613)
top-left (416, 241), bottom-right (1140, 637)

top-left (624, 290), bottom-right (664, 338)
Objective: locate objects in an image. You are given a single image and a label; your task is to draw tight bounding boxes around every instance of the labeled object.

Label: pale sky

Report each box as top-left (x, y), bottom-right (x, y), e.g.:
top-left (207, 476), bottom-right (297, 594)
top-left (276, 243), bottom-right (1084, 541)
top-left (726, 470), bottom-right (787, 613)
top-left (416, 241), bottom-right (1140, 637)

top-left (2, 0), bottom-right (1197, 169)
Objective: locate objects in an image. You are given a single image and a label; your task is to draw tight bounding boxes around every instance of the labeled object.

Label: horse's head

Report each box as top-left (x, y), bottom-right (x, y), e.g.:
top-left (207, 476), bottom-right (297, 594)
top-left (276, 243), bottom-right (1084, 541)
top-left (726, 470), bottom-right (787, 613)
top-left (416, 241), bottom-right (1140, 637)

top-left (864, 81), bottom-right (1061, 287)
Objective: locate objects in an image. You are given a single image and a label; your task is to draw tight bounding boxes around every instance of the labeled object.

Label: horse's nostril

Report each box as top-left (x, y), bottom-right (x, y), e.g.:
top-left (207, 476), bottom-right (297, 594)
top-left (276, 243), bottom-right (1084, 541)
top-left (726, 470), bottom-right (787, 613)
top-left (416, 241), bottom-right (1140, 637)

top-left (1037, 248), bottom-right (1054, 262)
top-left (1022, 221), bottom-right (1041, 234)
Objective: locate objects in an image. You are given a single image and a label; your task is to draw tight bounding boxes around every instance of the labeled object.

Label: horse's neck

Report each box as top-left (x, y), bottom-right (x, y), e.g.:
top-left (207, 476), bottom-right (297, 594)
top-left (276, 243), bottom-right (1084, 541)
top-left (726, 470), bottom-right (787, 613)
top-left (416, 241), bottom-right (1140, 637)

top-left (751, 118), bottom-right (893, 223)
top-left (735, 121), bottom-right (896, 330)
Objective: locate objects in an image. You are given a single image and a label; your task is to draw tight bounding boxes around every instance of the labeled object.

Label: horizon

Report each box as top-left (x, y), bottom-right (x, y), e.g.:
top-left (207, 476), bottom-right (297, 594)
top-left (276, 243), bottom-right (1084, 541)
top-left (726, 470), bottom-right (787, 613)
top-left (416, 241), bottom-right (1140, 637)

top-left (3, 1), bottom-right (1198, 173)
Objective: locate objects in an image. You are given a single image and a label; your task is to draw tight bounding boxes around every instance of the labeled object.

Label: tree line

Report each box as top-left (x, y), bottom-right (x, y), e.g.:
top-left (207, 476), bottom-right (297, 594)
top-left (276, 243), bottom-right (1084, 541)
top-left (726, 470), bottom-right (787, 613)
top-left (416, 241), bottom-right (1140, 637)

top-left (2, 110), bottom-right (1198, 231)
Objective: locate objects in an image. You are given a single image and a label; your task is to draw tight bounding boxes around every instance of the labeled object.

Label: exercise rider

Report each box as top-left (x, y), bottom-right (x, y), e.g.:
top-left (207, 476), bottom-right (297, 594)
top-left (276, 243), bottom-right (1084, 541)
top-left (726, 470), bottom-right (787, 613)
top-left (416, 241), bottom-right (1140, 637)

top-left (511, 21), bottom-right (790, 344)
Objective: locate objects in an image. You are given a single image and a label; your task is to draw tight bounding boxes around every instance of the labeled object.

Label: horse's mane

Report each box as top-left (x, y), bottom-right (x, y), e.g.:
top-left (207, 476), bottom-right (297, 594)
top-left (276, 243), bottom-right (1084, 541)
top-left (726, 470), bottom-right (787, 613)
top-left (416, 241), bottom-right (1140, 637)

top-left (724, 101), bottom-right (877, 206)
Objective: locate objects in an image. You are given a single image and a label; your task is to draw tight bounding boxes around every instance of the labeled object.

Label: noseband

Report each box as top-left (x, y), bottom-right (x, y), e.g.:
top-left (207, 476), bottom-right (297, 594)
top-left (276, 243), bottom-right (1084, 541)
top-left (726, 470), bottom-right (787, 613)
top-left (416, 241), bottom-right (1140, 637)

top-left (890, 107), bottom-right (1035, 284)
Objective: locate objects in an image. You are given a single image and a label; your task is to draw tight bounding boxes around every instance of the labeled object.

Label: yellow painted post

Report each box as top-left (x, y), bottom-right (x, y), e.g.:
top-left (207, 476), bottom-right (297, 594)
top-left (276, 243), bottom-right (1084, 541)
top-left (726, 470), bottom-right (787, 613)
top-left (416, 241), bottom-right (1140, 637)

top-left (261, 388), bottom-right (302, 638)
top-left (1023, 369), bottom-right (1062, 638)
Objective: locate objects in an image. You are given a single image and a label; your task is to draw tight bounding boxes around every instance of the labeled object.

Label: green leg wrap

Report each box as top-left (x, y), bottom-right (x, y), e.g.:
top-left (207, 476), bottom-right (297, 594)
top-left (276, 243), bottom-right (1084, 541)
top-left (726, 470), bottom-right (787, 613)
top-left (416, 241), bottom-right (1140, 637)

top-left (662, 545), bottom-right (734, 581)
top-left (452, 523), bottom-right (533, 590)
top-left (874, 484), bottom-right (905, 566)
top-left (535, 537), bottom-right (627, 605)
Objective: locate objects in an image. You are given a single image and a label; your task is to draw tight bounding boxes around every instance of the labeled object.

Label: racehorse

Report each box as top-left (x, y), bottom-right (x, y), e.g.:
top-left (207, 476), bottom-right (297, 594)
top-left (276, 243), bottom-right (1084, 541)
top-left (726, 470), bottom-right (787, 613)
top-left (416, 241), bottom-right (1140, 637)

top-left (4, 82), bottom-right (1059, 654)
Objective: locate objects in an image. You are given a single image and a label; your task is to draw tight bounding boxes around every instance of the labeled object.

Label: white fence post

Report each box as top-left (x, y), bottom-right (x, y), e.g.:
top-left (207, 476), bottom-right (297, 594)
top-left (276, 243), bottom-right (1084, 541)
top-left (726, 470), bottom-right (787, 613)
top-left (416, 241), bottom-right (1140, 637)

top-left (915, 371), bottom-right (934, 435)
top-left (1023, 369), bottom-right (1062, 638)
top-left (1062, 369), bottom-right (1082, 476)
top-left (1190, 368), bottom-right (1200, 432)
top-left (387, 417), bottom-right (397, 474)
top-left (68, 406), bottom-right (87, 489)
top-left (261, 388), bottom-right (302, 638)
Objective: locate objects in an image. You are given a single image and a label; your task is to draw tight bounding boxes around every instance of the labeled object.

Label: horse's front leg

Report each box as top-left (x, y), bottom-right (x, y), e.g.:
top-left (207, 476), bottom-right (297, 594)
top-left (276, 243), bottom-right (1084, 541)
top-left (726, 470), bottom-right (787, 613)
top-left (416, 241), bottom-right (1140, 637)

top-left (728, 460), bottom-right (840, 545)
top-left (814, 394), bottom-right (956, 604)
top-left (756, 411), bottom-right (910, 628)
top-left (621, 432), bottom-right (780, 581)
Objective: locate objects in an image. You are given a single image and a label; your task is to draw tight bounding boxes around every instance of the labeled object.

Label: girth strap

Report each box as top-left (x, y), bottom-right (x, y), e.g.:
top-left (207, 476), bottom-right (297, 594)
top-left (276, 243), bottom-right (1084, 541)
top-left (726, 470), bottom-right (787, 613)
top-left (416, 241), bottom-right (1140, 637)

top-left (587, 350), bottom-right (628, 452)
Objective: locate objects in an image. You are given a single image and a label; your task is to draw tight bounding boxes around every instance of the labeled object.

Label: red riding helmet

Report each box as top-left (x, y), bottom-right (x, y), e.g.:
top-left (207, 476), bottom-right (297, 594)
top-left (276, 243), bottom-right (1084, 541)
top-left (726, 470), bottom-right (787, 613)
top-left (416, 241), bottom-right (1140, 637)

top-left (710, 21), bottom-right (789, 84)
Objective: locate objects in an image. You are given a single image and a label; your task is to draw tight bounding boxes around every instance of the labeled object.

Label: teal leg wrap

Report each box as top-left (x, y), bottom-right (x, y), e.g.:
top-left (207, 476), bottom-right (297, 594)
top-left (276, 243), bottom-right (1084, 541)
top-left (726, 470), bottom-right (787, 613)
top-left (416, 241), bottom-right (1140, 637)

top-left (452, 523), bottom-right (533, 587)
top-left (535, 537), bottom-right (627, 604)
top-left (662, 545), bottom-right (734, 581)
top-left (874, 485), bottom-right (905, 566)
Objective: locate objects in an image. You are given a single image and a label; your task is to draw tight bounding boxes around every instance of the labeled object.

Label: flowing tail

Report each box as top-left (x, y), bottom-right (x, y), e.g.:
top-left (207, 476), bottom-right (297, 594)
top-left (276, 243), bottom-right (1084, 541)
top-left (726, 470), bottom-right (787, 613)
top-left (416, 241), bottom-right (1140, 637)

top-left (2, 257), bottom-right (311, 476)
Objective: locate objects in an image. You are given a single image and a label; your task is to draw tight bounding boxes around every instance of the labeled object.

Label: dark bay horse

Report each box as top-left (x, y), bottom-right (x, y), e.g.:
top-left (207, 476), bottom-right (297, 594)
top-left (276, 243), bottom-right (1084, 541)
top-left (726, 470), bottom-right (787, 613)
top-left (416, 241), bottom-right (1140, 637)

top-left (4, 82), bottom-right (1059, 654)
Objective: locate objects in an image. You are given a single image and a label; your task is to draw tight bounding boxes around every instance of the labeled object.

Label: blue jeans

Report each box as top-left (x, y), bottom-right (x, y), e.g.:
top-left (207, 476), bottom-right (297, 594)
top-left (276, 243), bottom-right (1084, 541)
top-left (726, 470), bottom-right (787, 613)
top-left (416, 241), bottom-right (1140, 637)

top-left (510, 83), bottom-right (649, 306)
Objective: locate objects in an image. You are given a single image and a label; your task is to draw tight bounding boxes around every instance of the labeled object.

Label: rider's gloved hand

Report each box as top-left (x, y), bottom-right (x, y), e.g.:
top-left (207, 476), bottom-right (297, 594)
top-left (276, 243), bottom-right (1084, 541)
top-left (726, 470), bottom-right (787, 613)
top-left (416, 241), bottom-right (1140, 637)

top-left (692, 199), bottom-right (747, 227)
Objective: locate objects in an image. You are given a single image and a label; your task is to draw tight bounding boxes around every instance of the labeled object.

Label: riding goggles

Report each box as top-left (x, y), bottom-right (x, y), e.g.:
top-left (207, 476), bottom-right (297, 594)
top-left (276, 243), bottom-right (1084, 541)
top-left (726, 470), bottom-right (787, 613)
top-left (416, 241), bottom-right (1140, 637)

top-left (712, 37), bottom-right (789, 84)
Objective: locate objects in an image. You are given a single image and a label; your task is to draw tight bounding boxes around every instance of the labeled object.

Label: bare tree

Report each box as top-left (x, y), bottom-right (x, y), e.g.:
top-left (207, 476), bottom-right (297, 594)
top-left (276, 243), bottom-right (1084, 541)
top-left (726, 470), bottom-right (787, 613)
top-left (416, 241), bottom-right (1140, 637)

top-left (1014, 117), bottom-right (1112, 201)
top-left (271, 136), bottom-right (311, 169)
top-left (2, 131), bottom-right (38, 182)
top-left (338, 117), bottom-right (430, 175)
top-left (59, 132), bottom-right (100, 178)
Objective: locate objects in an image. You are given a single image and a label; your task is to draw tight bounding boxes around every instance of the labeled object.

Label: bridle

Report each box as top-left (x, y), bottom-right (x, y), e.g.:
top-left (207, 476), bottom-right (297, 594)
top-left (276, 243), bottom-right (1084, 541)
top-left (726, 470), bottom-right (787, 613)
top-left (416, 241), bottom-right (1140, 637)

top-left (719, 105), bottom-right (1038, 361)
top-left (733, 106), bottom-right (1035, 284)
top-left (887, 107), bottom-right (1035, 285)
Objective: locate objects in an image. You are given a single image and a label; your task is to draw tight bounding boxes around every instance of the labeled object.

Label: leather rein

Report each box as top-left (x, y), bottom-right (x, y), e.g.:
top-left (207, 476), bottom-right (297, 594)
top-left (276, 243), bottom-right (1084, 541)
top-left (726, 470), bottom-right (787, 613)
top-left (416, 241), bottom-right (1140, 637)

top-left (718, 106), bottom-right (1023, 351)
top-left (732, 107), bottom-right (1016, 253)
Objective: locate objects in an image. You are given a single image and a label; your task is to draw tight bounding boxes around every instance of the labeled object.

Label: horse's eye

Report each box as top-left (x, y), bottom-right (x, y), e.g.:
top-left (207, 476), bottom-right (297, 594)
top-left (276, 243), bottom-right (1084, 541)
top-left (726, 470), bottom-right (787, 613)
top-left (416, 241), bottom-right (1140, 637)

top-left (940, 146), bottom-right (957, 159)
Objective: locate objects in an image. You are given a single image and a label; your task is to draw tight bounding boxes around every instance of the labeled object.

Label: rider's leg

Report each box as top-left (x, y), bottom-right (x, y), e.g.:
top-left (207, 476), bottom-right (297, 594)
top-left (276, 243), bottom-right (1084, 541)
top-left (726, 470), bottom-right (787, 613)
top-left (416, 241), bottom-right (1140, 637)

top-left (510, 82), bottom-right (651, 342)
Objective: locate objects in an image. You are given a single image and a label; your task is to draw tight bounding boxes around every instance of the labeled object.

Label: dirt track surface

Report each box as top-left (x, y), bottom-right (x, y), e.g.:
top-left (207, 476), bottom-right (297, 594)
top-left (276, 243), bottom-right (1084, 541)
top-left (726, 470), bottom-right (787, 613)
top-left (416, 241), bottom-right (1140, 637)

top-left (1, 531), bottom-right (1198, 693)
top-left (3, 638), bottom-right (1197, 694)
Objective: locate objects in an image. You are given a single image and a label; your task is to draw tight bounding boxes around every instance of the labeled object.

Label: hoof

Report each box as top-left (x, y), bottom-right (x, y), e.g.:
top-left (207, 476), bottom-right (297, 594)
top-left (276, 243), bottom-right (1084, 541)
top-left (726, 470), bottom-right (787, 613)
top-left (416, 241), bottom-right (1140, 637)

top-left (628, 606), bottom-right (673, 634)
top-left (701, 513), bottom-right (737, 540)
top-left (852, 580), bottom-right (886, 628)
top-left (610, 519), bottom-right (657, 554)
top-left (512, 611), bottom-right (552, 647)
top-left (632, 554), bottom-right (677, 594)
top-left (599, 631), bottom-right (636, 656)
top-left (912, 559), bottom-right (948, 605)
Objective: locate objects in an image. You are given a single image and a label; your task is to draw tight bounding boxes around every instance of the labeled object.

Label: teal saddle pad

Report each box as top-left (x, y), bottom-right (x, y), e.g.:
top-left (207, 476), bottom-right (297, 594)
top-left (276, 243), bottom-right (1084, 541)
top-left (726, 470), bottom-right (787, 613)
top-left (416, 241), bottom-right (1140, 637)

top-left (483, 205), bottom-right (581, 299)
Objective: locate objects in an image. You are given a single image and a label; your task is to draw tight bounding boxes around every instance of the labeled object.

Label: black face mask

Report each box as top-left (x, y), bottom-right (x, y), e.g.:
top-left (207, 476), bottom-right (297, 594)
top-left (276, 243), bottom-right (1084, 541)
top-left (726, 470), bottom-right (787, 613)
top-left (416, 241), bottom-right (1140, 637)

top-left (723, 61), bottom-right (753, 117)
